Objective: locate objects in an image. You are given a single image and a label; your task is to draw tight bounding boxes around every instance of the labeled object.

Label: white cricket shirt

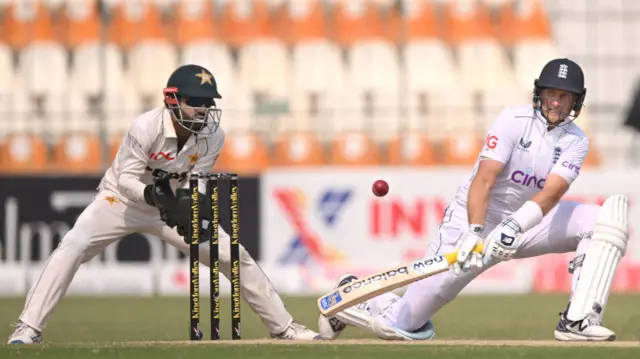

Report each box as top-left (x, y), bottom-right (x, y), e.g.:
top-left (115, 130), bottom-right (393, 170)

top-left (453, 105), bottom-right (590, 225)
top-left (98, 108), bottom-right (225, 207)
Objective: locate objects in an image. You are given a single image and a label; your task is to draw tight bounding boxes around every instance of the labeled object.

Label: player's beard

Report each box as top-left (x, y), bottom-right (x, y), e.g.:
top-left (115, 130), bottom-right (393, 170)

top-left (541, 101), bottom-right (571, 125)
top-left (179, 109), bottom-right (209, 133)
top-left (189, 111), bottom-right (206, 133)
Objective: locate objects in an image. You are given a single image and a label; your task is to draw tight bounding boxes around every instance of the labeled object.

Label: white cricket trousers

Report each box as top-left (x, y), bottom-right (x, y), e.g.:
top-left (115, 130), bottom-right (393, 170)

top-left (371, 200), bottom-right (600, 332)
top-left (18, 190), bottom-right (292, 333)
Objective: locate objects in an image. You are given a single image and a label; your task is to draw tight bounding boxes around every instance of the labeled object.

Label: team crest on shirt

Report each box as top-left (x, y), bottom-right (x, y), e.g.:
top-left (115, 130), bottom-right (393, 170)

top-left (517, 138), bottom-right (532, 152)
top-left (552, 147), bottom-right (562, 165)
top-left (188, 152), bottom-right (199, 165)
top-left (104, 196), bottom-right (119, 206)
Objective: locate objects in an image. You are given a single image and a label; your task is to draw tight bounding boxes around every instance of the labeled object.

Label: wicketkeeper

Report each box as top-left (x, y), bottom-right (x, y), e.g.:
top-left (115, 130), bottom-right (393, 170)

top-left (8, 64), bottom-right (320, 344)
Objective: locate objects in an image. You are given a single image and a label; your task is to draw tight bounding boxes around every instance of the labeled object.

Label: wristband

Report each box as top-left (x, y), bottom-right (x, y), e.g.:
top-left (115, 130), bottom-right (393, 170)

top-left (510, 200), bottom-right (543, 233)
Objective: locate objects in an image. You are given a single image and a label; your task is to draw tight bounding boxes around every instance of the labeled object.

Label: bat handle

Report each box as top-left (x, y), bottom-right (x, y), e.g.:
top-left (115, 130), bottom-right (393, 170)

top-left (444, 243), bottom-right (485, 265)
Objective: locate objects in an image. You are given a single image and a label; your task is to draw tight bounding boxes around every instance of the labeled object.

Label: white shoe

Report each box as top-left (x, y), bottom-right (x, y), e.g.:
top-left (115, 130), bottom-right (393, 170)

top-left (7, 322), bottom-right (42, 344)
top-left (371, 317), bottom-right (436, 341)
top-left (554, 311), bottom-right (615, 341)
top-left (318, 274), bottom-right (357, 340)
top-left (271, 321), bottom-right (320, 340)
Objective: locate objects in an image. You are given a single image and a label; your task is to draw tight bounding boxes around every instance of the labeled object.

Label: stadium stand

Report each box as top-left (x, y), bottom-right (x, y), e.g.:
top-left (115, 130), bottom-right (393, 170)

top-left (2, 0), bottom-right (638, 174)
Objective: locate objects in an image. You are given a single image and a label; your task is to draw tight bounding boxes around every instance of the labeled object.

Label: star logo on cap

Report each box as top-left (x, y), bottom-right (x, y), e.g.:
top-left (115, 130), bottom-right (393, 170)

top-left (195, 70), bottom-right (213, 86)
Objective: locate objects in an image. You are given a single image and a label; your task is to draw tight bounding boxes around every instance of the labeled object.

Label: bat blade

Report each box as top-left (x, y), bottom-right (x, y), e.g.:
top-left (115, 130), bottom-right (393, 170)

top-left (317, 243), bottom-right (483, 317)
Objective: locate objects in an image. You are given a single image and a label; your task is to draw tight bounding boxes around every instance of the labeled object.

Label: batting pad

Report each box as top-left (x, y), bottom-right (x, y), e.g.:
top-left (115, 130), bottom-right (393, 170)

top-left (567, 194), bottom-right (629, 322)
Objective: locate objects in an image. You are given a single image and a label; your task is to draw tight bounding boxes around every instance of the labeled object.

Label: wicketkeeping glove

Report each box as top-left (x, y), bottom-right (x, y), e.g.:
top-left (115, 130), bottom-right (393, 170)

top-left (143, 173), bottom-right (176, 211)
top-left (173, 189), bottom-right (212, 244)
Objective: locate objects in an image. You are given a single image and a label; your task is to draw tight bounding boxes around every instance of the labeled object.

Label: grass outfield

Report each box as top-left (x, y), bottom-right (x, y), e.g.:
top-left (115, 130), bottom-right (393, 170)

top-left (1, 294), bottom-right (639, 358)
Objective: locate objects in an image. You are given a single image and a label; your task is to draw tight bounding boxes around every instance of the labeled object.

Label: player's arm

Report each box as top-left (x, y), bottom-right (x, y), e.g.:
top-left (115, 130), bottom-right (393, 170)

top-left (511, 137), bottom-right (589, 232)
top-left (116, 127), bottom-right (155, 203)
top-left (467, 159), bottom-right (504, 226)
top-left (467, 109), bottom-right (518, 229)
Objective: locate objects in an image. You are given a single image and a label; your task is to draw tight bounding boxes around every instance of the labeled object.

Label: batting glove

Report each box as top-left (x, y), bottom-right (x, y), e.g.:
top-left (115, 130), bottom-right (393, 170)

top-left (453, 225), bottom-right (485, 276)
top-left (482, 218), bottom-right (522, 266)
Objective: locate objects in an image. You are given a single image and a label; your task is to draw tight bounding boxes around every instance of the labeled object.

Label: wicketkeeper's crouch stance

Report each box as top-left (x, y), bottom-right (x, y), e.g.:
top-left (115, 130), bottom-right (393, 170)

top-left (8, 64), bottom-right (320, 344)
top-left (319, 58), bottom-right (629, 342)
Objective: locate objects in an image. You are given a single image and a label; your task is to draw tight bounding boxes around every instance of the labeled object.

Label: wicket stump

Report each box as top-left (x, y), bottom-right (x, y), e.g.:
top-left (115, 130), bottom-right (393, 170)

top-left (188, 172), bottom-right (241, 341)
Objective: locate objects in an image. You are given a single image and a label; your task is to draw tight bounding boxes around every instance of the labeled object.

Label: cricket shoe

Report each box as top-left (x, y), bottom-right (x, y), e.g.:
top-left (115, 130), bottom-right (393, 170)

top-left (7, 322), bottom-right (42, 344)
top-left (271, 321), bottom-right (320, 340)
top-left (317, 274), bottom-right (358, 340)
top-left (368, 295), bottom-right (435, 341)
top-left (554, 311), bottom-right (615, 341)
top-left (371, 317), bottom-right (436, 341)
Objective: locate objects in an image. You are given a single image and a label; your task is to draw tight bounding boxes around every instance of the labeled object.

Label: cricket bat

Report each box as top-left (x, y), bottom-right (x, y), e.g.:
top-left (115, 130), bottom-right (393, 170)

top-left (317, 243), bottom-right (484, 317)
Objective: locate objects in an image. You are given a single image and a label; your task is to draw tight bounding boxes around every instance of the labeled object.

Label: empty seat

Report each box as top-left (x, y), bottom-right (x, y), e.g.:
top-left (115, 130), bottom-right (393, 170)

top-left (283, 0), bottom-right (339, 132)
top-left (512, 40), bottom-right (557, 92)
top-left (70, 43), bottom-right (126, 100)
top-left (0, 43), bottom-right (16, 140)
top-left (441, 132), bottom-right (484, 166)
top-left (276, 0), bottom-right (327, 45)
top-left (0, 134), bottom-right (49, 173)
top-left (236, 38), bottom-right (291, 135)
top-left (4, 1), bottom-right (58, 50)
top-left (443, 0), bottom-right (515, 94)
top-left (107, 0), bottom-right (170, 50)
top-left (173, 0), bottom-right (217, 44)
top-left (340, 40), bottom-right (401, 141)
top-left (128, 41), bottom-right (178, 103)
top-left (272, 132), bottom-right (325, 166)
top-left (401, 0), bottom-right (439, 41)
top-left (42, 92), bottom-right (71, 141)
top-left (497, 0), bottom-right (551, 46)
top-left (237, 39), bottom-right (291, 100)
top-left (290, 41), bottom-right (344, 132)
top-left (52, 133), bottom-right (103, 173)
top-left (111, 1), bottom-right (176, 104)
top-left (66, 86), bottom-right (101, 136)
top-left (332, 0), bottom-right (394, 47)
top-left (329, 132), bottom-right (380, 165)
top-left (500, 0), bottom-right (558, 92)
top-left (104, 78), bottom-right (144, 139)
top-left (387, 132), bottom-right (437, 166)
top-left (214, 132), bottom-right (270, 174)
top-left (60, 0), bottom-right (100, 49)
top-left (402, 39), bottom-right (462, 133)
top-left (17, 42), bottom-right (69, 99)
top-left (218, 0), bottom-right (271, 48)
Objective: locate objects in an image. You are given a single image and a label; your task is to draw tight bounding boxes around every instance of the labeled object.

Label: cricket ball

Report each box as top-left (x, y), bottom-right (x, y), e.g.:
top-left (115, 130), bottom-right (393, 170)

top-left (372, 180), bottom-right (389, 197)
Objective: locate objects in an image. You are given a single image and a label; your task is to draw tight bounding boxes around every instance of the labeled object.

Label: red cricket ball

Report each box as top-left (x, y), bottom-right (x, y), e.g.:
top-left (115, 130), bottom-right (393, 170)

top-left (372, 179), bottom-right (389, 197)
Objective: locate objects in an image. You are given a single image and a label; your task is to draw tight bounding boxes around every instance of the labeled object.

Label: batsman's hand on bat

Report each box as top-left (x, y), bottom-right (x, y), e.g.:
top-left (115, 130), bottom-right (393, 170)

top-left (481, 217), bottom-right (522, 266)
top-left (452, 225), bottom-right (485, 275)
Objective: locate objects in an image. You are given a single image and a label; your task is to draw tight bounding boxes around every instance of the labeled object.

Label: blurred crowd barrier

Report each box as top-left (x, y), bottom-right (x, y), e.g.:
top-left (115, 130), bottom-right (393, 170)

top-left (1, 0), bottom-right (640, 175)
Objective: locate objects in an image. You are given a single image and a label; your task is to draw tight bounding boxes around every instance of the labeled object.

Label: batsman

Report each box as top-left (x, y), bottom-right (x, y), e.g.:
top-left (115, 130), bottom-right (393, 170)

top-left (320, 58), bottom-right (629, 342)
top-left (8, 64), bottom-right (320, 344)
